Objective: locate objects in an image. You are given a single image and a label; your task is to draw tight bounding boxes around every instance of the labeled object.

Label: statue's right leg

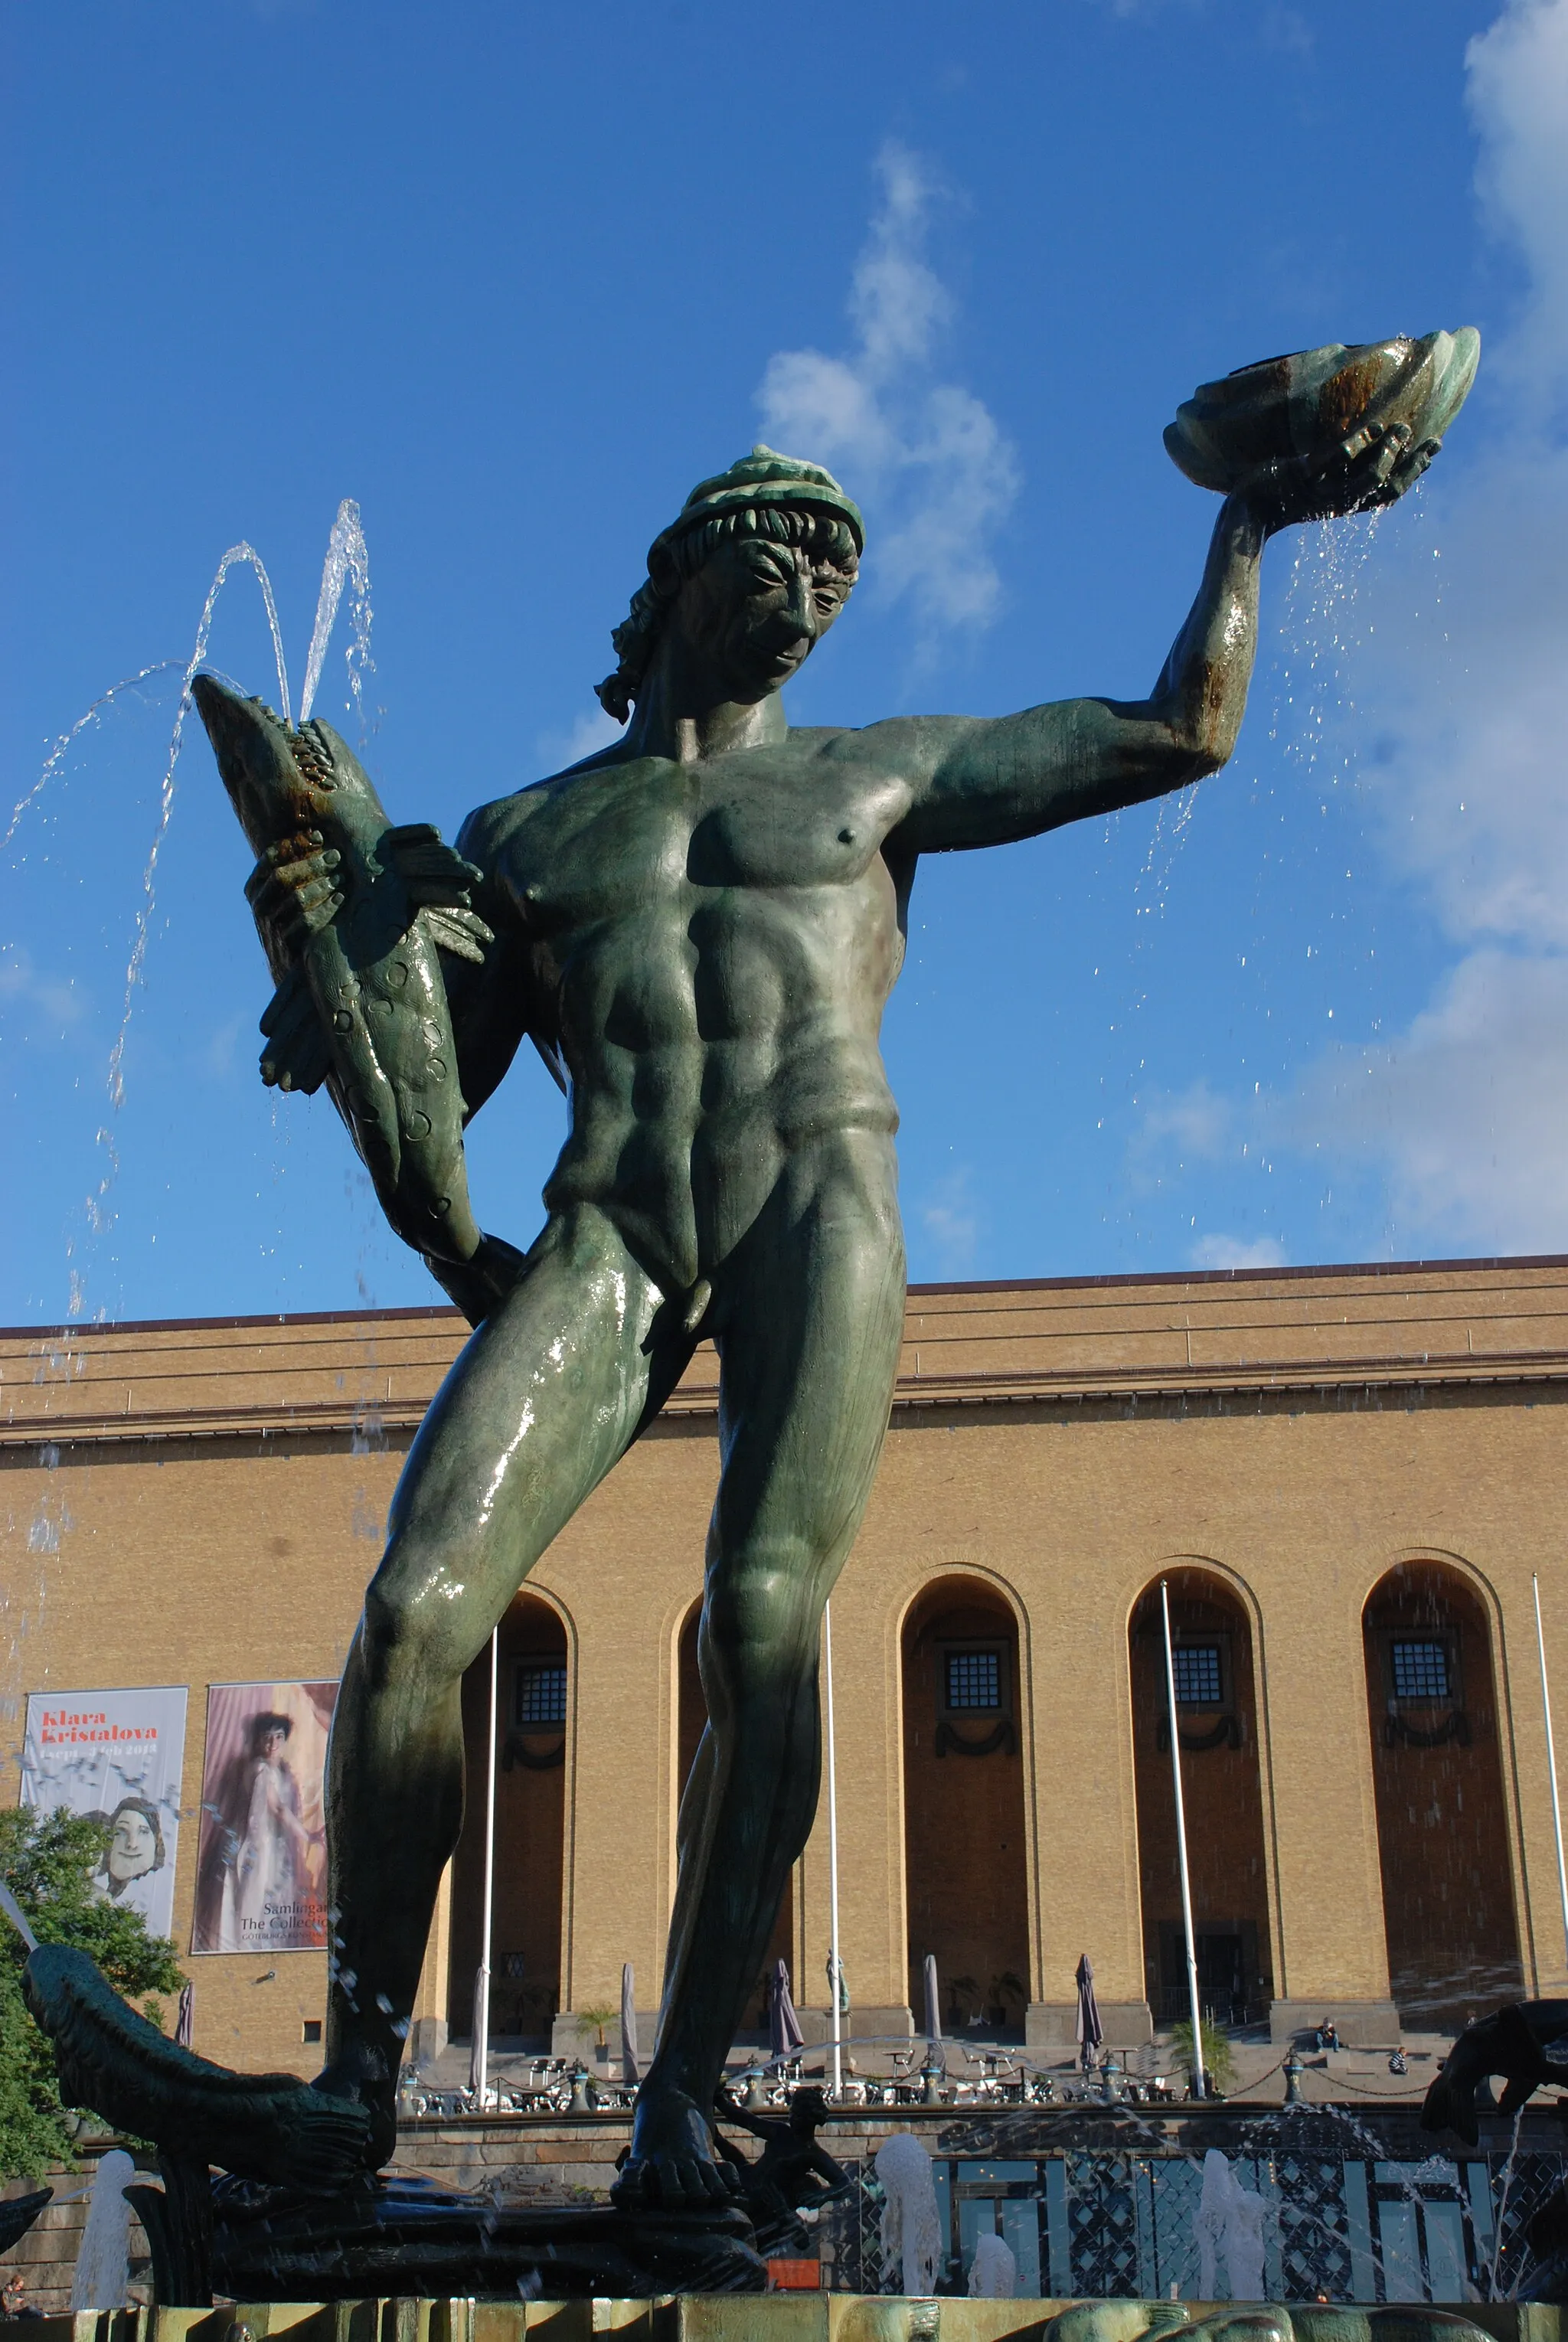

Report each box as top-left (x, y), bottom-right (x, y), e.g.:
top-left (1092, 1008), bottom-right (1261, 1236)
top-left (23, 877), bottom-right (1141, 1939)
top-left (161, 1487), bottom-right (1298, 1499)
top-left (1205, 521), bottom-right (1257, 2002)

top-left (314, 1208), bottom-right (682, 2162)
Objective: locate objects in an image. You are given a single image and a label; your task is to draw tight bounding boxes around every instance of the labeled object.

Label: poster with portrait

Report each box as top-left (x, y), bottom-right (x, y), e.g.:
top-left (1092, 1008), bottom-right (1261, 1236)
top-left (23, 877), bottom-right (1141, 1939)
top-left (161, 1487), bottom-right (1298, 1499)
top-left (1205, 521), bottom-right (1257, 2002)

top-left (191, 1680), bottom-right (338, 1955)
top-left (20, 1686), bottom-right (188, 1939)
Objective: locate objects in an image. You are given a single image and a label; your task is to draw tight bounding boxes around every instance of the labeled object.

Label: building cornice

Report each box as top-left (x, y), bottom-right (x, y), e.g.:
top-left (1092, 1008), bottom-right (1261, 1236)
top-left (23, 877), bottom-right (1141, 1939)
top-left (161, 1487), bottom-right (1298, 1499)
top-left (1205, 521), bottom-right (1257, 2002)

top-left (8, 1256), bottom-right (1568, 1450)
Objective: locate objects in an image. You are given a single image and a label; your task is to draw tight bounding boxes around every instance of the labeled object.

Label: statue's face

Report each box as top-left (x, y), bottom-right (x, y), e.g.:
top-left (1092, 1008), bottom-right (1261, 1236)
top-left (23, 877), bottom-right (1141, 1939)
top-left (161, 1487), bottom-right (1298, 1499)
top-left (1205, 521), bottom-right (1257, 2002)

top-left (674, 530), bottom-right (854, 701)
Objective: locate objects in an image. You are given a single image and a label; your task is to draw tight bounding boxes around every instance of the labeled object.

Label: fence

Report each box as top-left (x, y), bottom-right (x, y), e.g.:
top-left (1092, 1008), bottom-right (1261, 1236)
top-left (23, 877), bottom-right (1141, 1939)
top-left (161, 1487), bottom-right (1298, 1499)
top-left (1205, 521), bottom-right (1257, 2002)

top-left (817, 2145), bottom-right (1568, 2302)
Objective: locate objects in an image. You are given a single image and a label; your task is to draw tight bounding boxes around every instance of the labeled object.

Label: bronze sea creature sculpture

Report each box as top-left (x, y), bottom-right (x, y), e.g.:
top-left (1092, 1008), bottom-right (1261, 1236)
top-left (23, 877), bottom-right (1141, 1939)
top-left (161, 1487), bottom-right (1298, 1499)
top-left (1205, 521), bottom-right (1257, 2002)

top-left (190, 676), bottom-right (545, 1322)
top-left (23, 1941), bottom-right (373, 2189)
top-left (1420, 1997), bottom-right (1568, 2144)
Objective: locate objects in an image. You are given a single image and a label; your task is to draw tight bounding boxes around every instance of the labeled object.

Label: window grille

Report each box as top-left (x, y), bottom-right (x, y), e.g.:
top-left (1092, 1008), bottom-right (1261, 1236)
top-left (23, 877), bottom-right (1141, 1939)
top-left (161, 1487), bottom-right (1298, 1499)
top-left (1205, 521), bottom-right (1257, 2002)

top-left (946, 1649), bottom-right (1002, 1711)
top-left (514, 1660), bottom-right (567, 1727)
top-left (1391, 1638), bottom-right (1450, 1703)
top-left (1172, 1642), bottom-right (1223, 1707)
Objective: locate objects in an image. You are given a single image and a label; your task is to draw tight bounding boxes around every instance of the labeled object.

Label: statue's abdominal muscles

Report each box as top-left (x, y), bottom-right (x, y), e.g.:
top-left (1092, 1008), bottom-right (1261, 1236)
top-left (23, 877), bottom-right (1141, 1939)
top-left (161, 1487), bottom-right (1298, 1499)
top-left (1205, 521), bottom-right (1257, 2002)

top-left (541, 853), bottom-right (903, 1285)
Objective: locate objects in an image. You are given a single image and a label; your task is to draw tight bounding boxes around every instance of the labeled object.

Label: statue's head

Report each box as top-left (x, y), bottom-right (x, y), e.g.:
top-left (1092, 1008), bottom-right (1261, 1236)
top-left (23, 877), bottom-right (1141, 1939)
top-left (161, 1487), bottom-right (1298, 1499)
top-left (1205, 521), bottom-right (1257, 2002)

top-left (596, 446), bottom-right (862, 722)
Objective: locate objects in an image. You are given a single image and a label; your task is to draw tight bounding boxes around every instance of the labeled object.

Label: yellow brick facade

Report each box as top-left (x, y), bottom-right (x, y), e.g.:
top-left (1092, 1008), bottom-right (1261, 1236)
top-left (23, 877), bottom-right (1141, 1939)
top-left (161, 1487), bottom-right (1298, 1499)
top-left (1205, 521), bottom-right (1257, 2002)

top-left (5, 1256), bottom-right (1568, 2076)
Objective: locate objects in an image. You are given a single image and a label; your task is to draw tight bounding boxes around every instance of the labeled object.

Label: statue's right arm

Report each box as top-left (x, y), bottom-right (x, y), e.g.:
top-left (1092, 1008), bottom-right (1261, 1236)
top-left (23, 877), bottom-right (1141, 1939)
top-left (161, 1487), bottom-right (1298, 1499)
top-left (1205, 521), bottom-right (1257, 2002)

top-left (446, 798), bottom-right (540, 1115)
top-left (245, 802), bottom-right (537, 1117)
top-left (245, 801), bottom-right (541, 1327)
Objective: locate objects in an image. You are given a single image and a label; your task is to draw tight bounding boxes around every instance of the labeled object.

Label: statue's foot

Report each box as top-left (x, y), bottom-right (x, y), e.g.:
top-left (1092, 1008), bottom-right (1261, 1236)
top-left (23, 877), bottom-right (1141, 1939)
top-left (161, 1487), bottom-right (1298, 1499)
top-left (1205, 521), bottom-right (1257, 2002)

top-left (610, 2086), bottom-right (743, 2211)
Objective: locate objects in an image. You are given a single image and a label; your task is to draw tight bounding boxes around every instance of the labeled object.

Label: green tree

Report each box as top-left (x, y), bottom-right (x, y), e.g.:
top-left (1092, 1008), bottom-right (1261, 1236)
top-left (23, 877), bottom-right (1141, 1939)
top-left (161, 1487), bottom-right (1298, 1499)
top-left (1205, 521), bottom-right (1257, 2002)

top-left (575, 2003), bottom-right (618, 2054)
top-left (0, 1806), bottom-right (185, 2180)
top-left (1170, 2014), bottom-right (1237, 2095)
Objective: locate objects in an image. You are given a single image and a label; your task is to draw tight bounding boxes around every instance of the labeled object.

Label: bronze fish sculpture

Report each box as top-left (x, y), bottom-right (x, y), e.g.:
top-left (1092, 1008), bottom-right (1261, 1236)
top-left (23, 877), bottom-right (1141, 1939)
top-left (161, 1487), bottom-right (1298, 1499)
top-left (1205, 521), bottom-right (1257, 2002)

top-left (24, 1939), bottom-right (371, 2190)
top-left (192, 674), bottom-right (550, 1318)
top-left (1420, 1997), bottom-right (1568, 2144)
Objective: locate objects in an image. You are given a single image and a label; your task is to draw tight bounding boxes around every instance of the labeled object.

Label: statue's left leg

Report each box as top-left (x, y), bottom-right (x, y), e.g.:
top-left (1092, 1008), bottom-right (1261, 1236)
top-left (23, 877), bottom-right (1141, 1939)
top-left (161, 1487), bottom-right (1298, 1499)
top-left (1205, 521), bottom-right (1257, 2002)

top-left (616, 1130), bottom-right (905, 2208)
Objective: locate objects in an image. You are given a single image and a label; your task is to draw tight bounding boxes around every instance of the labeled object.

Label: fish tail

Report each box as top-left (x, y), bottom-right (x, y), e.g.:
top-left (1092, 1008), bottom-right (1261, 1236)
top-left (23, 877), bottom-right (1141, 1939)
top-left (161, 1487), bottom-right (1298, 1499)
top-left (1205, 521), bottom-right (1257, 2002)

top-left (1419, 2066), bottom-right (1478, 2144)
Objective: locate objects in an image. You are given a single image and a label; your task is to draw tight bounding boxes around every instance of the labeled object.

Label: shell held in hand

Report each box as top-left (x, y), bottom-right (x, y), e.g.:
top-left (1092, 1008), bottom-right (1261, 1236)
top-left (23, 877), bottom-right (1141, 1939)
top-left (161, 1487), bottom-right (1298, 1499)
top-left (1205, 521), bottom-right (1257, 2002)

top-left (1165, 328), bottom-right (1480, 516)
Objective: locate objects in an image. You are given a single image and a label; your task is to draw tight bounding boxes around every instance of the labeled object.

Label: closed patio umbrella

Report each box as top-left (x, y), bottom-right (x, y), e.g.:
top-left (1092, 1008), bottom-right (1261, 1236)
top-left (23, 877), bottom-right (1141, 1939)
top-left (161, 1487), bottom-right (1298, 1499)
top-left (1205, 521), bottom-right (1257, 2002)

top-left (923, 1952), bottom-right (942, 2046)
top-left (769, 1957), bottom-right (805, 2063)
top-left (1075, 1953), bottom-right (1103, 2069)
top-left (620, 1961), bottom-right (640, 2087)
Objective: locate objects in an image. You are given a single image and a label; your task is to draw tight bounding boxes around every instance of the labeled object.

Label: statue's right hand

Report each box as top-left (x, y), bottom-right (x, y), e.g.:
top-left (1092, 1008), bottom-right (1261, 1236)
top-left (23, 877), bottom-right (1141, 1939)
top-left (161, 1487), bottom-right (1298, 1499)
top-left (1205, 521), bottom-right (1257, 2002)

top-left (421, 1231), bottom-right (529, 1328)
top-left (244, 832), bottom-right (343, 963)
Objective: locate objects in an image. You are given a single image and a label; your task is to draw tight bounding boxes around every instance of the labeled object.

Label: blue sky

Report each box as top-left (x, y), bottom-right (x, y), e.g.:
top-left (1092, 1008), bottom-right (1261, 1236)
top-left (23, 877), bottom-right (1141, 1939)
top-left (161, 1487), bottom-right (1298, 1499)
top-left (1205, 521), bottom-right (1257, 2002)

top-left (4, 0), bottom-right (1566, 1328)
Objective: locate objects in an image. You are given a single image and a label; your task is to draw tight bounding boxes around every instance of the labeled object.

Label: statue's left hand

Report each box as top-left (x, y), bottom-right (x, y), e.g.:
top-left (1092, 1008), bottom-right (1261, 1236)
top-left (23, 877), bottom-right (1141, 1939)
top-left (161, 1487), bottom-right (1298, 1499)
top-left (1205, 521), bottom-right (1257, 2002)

top-left (1244, 420), bottom-right (1432, 532)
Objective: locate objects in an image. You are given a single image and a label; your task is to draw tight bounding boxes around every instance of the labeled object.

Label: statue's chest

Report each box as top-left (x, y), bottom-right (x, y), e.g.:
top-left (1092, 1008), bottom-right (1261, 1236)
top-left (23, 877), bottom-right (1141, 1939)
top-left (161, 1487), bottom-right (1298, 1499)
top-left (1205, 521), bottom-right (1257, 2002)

top-left (686, 765), bottom-right (906, 890)
top-left (507, 761), bottom-right (903, 925)
top-left (502, 786), bottom-right (691, 932)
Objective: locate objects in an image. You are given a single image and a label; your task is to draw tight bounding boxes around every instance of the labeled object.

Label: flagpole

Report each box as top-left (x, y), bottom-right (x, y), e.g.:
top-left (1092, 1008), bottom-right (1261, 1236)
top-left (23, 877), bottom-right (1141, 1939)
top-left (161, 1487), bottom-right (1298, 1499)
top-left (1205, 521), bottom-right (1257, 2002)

top-left (1161, 1582), bottom-right (1205, 2100)
top-left (1534, 1574), bottom-right (1568, 1975)
top-left (825, 1598), bottom-right (842, 2101)
top-left (474, 1625), bottom-right (499, 2107)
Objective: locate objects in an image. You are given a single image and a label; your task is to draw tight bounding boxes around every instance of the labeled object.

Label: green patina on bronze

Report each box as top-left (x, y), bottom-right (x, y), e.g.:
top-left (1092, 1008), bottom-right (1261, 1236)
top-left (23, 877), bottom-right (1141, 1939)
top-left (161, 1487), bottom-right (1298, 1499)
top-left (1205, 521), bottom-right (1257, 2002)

top-left (656, 443), bottom-right (864, 552)
top-left (169, 341), bottom-right (1477, 2233)
top-left (593, 445), bottom-right (864, 724)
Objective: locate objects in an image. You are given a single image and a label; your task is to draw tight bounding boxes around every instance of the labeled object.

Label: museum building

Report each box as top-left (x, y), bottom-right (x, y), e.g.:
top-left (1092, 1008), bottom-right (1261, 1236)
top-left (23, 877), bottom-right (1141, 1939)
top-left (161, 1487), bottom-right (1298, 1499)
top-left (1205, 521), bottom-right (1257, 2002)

top-left (5, 1253), bottom-right (1568, 2080)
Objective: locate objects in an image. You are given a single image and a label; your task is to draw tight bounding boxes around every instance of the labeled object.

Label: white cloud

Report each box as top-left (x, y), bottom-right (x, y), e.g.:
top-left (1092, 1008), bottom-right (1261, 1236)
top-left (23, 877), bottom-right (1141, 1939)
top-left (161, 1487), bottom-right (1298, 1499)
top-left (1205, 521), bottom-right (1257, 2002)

top-left (1354, 448), bottom-right (1568, 954)
top-left (1259, 5), bottom-right (1315, 59)
top-left (1293, 952), bottom-right (1568, 1254)
top-left (1137, 1081), bottom-right (1232, 1164)
top-left (1190, 1234), bottom-right (1288, 1271)
top-left (0, 944), bottom-right (87, 1032)
top-left (1380, 0), bottom-right (1568, 962)
top-left (1468, 0), bottom-right (1568, 414)
top-left (201, 1013), bottom-right (246, 1081)
top-left (757, 144), bottom-right (1020, 648)
top-left (1267, 0), bottom-right (1568, 1256)
top-left (1348, 0), bottom-right (1568, 959)
top-left (919, 1167), bottom-right (981, 1275)
top-left (536, 707), bottom-right (626, 775)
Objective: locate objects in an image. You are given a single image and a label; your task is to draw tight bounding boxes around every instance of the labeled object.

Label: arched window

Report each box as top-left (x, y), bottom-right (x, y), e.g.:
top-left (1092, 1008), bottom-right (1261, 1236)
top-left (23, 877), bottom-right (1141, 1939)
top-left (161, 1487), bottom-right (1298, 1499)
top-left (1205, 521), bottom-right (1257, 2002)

top-left (901, 1578), bottom-right (1031, 2036)
top-left (449, 1592), bottom-right (568, 2048)
top-left (1362, 1561), bottom-right (1522, 2027)
top-left (1129, 1569), bottom-right (1274, 2026)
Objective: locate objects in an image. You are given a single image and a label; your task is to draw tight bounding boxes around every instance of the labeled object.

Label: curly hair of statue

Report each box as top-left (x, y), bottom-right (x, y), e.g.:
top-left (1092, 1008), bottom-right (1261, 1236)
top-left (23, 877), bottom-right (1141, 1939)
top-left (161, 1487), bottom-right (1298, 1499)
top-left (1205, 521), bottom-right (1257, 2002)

top-left (594, 502), bottom-right (861, 722)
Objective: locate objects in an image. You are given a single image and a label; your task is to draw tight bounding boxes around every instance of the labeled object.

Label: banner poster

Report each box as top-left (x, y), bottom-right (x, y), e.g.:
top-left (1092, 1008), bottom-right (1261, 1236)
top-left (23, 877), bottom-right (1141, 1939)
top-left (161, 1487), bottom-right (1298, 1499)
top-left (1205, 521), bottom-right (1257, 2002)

top-left (191, 1681), bottom-right (338, 1955)
top-left (20, 1686), bottom-right (188, 1940)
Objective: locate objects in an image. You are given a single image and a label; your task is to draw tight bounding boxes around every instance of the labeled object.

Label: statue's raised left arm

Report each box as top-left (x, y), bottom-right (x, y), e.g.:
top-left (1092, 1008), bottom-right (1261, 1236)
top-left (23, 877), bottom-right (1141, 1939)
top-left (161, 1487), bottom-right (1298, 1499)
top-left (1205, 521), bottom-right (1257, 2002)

top-left (884, 492), bottom-right (1270, 857)
top-left (881, 328), bottom-right (1476, 858)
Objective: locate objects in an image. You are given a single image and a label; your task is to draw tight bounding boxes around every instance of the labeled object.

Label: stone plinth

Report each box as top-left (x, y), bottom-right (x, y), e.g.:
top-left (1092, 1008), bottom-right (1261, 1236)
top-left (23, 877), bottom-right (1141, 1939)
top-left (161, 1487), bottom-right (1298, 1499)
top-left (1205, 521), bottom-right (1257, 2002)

top-left (11, 2304), bottom-right (1567, 2342)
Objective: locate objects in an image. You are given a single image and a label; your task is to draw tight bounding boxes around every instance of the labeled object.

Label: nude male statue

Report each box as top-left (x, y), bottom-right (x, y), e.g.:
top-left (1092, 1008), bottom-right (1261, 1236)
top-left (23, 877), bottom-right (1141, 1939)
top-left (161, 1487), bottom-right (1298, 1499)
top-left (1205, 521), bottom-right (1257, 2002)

top-left (229, 429), bottom-right (1426, 2206)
